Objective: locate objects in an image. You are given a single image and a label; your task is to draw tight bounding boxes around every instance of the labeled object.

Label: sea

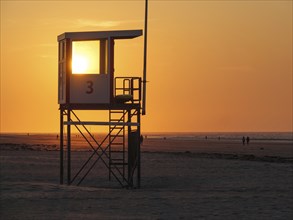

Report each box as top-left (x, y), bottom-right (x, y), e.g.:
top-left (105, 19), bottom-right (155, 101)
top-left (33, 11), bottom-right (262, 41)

top-left (1, 132), bottom-right (292, 143)
top-left (143, 132), bottom-right (293, 142)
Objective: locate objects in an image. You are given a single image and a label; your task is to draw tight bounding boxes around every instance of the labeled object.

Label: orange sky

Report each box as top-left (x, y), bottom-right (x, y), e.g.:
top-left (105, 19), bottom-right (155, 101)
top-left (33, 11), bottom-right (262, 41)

top-left (1, 0), bottom-right (292, 133)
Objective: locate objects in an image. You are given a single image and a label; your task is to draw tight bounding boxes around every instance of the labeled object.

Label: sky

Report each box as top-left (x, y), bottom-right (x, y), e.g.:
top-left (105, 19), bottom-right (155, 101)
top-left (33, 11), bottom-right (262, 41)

top-left (0, 0), bottom-right (292, 133)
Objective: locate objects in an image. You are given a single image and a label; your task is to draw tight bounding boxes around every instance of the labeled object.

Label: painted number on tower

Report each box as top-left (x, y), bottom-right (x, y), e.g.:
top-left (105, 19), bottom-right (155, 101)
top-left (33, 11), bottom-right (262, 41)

top-left (86, 80), bottom-right (94, 94)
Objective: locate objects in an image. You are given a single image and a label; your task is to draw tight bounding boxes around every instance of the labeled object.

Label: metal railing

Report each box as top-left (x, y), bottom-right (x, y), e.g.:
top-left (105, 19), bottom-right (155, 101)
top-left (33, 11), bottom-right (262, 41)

top-left (115, 77), bottom-right (141, 104)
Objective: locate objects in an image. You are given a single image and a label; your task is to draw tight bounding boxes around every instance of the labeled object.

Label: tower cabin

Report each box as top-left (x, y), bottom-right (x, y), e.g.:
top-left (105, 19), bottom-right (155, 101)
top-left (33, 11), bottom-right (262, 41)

top-left (58, 30), bottom-right (142, 109)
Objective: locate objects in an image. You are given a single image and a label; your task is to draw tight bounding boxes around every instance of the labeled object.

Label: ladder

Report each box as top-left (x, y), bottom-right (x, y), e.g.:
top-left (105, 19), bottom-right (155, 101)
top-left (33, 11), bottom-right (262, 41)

top-left (109, 110), bottom-right (127, 181)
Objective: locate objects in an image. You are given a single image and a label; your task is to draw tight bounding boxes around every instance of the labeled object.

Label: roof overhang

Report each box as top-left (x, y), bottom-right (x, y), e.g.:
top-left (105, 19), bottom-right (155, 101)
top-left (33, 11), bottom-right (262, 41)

top-left (58, 29), bottom-right (143, 41)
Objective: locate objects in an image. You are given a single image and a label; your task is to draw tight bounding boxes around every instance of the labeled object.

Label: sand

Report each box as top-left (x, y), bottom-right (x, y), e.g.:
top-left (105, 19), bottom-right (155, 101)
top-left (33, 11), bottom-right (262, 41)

top-left (0, 134), bottom-right (293, 219)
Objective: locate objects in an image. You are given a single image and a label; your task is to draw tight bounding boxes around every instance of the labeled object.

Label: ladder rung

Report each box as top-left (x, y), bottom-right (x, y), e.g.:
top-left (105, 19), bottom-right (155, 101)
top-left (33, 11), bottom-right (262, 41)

top-left (111, 158), bottom-right (124, 161)
top-left (110, 137), bottom-right (124, 141)
top-left (110, 134), bottom-right (124, 137)
top-left (110, 150), bottom-right (124, 153)
top-left (110, 141), bottom-right (124, 144)
top-left (110, 162), bottom-right (127, 166)
top-left (110, 140), bottom-right (124, 144)
top-left (110, 126), bottom-right (124, 129)
top-left (110, 143), bottom-right (124, 145)
top-left (110, 119), bottom-right (124, 121)
top-left (110, 110), bottom-right (125, 113)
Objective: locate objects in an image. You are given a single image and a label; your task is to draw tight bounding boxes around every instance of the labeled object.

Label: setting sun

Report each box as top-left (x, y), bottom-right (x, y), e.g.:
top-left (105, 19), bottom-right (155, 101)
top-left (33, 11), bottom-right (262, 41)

top-left (72, 41), bottom-right (100, 74)
top-left (72, 55), bottom-right (88, 73)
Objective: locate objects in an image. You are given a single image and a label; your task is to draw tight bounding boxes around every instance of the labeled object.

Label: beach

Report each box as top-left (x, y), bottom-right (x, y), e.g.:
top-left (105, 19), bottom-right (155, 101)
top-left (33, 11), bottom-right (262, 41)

top-left (1, 133), bottom-right (293, 219)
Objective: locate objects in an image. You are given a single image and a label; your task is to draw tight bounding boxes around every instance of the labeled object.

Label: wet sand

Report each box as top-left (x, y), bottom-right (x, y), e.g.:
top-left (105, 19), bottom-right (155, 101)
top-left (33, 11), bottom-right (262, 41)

top-left (1, 134), bottom-right (293, 219)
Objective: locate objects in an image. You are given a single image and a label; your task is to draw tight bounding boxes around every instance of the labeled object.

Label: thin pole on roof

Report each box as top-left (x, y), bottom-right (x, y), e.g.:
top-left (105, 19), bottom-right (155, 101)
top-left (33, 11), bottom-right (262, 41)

top-left (142, 0), bottom-right (148, 115)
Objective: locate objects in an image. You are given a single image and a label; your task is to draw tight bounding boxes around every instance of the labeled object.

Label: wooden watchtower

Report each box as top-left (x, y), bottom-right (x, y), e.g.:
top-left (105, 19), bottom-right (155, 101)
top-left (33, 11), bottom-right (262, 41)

top-left (58, 30), bottom-right (144, 188)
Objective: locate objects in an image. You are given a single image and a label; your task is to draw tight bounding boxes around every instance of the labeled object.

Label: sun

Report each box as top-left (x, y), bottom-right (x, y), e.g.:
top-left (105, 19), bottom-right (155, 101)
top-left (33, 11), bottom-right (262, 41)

top-left (72, 55), bottom-right (89, 73)
top-left (71, 41), bottom-right (100, 74)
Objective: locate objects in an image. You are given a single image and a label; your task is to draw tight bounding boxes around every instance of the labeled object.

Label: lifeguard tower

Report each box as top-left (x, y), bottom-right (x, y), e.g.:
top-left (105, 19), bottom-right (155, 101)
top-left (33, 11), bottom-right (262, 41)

top-left (58, 30), bottom-right (145, 188)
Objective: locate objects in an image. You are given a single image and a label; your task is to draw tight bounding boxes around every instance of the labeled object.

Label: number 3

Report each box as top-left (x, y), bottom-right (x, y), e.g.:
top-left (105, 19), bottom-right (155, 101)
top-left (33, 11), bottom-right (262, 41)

top-left (86, 81), bottom-right (93, 94)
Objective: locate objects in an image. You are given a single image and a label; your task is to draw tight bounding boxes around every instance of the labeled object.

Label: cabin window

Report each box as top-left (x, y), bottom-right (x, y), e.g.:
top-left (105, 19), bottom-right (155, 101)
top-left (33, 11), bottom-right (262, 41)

top-left (72, 40), bottom-right (108, 74)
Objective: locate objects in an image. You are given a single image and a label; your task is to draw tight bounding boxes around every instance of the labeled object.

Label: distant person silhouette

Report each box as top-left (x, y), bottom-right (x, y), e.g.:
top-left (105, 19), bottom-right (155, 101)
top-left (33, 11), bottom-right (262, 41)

top-left (242, 136), bottom-right (245, 145)
top-left (246, 136), bottom-right (250, 145)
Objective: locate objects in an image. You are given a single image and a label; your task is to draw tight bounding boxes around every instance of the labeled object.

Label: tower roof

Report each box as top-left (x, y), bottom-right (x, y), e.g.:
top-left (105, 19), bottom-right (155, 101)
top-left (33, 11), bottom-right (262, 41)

top-left (58, 29), bottom-right (142, 41)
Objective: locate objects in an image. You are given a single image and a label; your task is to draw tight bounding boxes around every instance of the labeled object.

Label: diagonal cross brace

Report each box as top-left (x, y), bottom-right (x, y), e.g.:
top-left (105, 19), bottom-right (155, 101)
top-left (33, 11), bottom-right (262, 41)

top-left (69, 110), bottom-right (130, 187)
